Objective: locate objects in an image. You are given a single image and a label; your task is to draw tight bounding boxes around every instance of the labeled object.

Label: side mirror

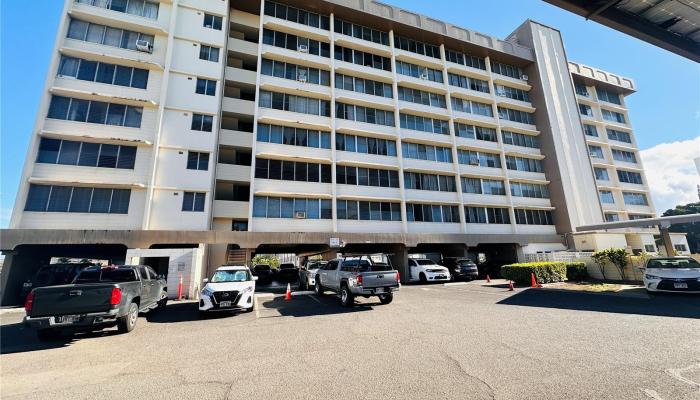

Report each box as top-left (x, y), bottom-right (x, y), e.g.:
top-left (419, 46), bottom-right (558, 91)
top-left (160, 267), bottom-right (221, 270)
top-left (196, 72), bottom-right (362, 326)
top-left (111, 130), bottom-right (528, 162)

top-left (202, 278), bottom-right (209, 284)
top-left (252, 276), bottom-right (259, 281)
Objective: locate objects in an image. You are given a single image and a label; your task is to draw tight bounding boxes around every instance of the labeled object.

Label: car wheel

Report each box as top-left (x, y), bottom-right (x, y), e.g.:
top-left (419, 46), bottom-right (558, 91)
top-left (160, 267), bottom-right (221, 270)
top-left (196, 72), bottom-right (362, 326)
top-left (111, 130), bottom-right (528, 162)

top-left (117, 302), bottom-right (138, 333)
top-left (198, 310), bottom-right (209, 319)
top-left (378, 293), bottom-right (393, 305)
top-left (419, 272), bottom-right (427, 283)
top-left (244, 300), bottom-right (255, 313)
top-left (340, 285), bottom-right (354, 307)
top-left (36, 328), bottom-right (61, 342)
top-left (314, 279), bottom-right (324, 296)
top-left (155, 290), bottom-right (168, 311)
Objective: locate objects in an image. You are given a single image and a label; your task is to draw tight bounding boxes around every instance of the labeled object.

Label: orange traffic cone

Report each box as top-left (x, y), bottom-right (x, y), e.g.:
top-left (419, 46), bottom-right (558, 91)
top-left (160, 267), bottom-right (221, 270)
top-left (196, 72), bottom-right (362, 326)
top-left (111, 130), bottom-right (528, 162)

top-left (530, 273), bottom-right (542, 288)
top-left (508, 281), bottom-right (514, 291)
top-left (284, 283), bottom-right (292, 301)
top-left (177, 274), bottom-right (183, 300)
top-left (486, 275), bottom-right (491, 283)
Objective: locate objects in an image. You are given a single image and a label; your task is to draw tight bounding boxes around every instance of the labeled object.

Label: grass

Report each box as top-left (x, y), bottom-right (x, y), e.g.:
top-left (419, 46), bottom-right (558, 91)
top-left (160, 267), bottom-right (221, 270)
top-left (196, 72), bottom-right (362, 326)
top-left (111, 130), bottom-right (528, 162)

top-left (546, 282), bottom-right (623, 293)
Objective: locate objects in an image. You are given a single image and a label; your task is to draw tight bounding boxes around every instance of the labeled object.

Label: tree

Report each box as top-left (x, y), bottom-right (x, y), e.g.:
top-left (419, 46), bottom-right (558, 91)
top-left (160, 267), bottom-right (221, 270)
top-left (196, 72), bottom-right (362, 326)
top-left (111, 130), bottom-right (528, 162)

top-left (591, 251), bottom-right (607, 280)
top-left (662, 202), bottom-right (700, 253)
top-left (604, 248), bottom-right (629, 281)
top-left (251, 254), bottom-right (280, 269)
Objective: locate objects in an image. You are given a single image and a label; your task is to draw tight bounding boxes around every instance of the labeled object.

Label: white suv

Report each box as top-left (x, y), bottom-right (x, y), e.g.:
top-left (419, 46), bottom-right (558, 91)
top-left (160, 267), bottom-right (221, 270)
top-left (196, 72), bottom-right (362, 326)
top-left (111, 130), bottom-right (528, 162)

top-left (408, 258), bottom-right (451, 283)
top-left (199, 266), bottom-right (257, 315)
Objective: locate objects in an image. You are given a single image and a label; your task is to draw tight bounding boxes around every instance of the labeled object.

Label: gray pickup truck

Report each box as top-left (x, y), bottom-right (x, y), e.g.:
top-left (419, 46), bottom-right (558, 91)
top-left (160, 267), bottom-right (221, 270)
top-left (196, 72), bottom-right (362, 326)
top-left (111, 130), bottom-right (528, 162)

top-left (314, 254), bottom-right (400, 307)
top-left (24, 265), bottom-right (168, 341)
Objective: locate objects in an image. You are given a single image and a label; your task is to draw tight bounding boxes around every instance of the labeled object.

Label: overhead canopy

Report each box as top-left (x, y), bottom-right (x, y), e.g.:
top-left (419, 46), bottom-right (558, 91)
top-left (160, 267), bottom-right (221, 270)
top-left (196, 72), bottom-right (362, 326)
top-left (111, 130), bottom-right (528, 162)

top-left (576, 213), bottom-right (700, 231)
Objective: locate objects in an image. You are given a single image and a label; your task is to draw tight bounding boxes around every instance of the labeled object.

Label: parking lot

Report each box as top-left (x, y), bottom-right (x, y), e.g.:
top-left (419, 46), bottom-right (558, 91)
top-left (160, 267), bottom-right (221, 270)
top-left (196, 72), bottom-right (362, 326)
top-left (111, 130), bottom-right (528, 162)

top-left (2, 280), bottom-right (699, 400)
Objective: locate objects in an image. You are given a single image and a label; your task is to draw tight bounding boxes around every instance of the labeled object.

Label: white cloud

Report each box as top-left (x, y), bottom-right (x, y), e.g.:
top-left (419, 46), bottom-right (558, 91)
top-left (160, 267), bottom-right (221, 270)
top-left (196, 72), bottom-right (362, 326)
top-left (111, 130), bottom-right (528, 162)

top-left (640, 136), bottom-right (700, 215)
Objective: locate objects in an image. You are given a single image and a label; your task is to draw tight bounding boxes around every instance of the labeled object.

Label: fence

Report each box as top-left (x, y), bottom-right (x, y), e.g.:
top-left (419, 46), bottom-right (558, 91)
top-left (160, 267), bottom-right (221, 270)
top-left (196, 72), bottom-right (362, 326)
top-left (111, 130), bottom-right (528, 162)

top-left (524, 251), bottom-right (645, 282)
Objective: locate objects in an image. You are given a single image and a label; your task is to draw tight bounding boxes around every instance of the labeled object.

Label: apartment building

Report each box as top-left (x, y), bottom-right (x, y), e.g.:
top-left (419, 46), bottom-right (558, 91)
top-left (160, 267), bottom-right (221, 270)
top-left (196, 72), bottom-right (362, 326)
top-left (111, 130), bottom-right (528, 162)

top-left (3, 0), bottom-right (687, 302)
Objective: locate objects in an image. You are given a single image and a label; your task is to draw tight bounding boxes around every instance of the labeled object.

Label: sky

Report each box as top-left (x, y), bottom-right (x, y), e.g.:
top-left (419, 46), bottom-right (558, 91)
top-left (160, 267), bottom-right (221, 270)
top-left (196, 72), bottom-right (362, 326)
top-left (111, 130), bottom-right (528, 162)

top-left (1, 0), bottom-right (698, 228)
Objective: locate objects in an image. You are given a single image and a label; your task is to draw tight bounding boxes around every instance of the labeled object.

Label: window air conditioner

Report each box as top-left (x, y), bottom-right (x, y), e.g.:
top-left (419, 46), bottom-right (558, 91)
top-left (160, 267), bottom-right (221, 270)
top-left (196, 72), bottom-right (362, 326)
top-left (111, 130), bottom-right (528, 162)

top-left (294, 211), bottom-right (307, 219)
top-left (469, 160), bottom-right (479, 166)
top-left (420, 73), bottom-right (429, 80)
top-left (136, 40), bottom-right (153, 53)
top-left (298, 44), bottom-right (309, 53)
top-left (521, 74), bottom-right (529, 81)
top-left (297, 71), bottom-right (307, 83)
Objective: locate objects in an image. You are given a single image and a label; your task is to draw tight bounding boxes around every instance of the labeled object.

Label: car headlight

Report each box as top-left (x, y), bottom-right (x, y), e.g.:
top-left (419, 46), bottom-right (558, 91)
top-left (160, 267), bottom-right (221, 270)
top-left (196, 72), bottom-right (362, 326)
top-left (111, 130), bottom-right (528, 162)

top-left (645, 274), bottom-right (660, 280)
top-left (201, 287), bottom-right (214, 296)
top-left (242, 286), bottom-right (254, 293)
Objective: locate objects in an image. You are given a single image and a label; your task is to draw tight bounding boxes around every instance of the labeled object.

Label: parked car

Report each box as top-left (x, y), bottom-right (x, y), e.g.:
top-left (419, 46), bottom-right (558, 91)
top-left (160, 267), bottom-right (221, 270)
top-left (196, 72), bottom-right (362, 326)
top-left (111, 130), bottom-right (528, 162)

top-left (442, 258), bottom-right (478, 281)
top-left (314, 254), bottom-right (400, 307)
top-left (277, 263), bottom-right (299, 282)
top-left (642, 256), bottom-right (700, 294)
top-left (23, 265), bottom-right (167, 341)
top-left (252, 264), bottom-right (274, 284)
top-left (408, 258), bottom-right (451, 283)
top-left (299, 261), bottom-right (327, 290)
top-left (199, 265), bottom-right (257, 315)
top-left (20, 262), bottom-right (97, 301)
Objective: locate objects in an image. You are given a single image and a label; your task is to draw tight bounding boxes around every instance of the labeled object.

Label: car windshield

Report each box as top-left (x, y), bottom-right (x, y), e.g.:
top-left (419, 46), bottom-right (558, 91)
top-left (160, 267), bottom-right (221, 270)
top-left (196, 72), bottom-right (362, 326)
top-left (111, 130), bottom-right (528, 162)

top-left (255, 265), bottom-right (270, 271)
top-left (211, 270), bottom-right (250, 282)
top-left (74, 268), bottom-right (138, 283)
top-left (647, 258), bottom-right (700, 269)
top-left (415, 259), bottom-right (435, 266)
top-left (308, 262), bottom-right (326, 269)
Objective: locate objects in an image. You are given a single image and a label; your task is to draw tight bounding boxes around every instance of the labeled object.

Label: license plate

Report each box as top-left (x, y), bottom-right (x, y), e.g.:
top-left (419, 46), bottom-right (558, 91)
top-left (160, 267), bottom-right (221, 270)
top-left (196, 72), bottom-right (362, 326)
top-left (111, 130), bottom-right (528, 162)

top-left (55, 315), bottom-right (80, 324)
top-left (674, 283), bottom-right (688, 289)
top-left (375, 288), bottom-right (384, 294)
top-left (219, 301), bottom-right (232, 307)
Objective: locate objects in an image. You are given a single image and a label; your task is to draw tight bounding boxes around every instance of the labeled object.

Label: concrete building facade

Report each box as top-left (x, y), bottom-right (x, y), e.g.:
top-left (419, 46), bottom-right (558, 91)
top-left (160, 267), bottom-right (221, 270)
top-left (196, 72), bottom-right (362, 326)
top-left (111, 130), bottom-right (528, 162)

top-left (2, 0), bottom-right (676, 303)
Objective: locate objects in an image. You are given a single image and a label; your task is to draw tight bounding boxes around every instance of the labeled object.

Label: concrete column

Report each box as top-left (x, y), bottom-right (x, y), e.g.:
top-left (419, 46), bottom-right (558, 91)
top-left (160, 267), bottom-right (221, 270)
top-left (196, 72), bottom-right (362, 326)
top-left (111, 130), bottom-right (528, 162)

top-left (660, 227), bottom-right (675, 256)
top-left (388, 245), bottom-right (409, 283)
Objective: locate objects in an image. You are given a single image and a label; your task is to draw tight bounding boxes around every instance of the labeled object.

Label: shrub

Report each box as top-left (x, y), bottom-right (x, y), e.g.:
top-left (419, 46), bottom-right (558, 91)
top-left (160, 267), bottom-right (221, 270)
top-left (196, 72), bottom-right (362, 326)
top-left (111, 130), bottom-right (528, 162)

top-left (500, 262), bottom-right (567, 285)
top-left (565, 262), bottom-right (587, 281)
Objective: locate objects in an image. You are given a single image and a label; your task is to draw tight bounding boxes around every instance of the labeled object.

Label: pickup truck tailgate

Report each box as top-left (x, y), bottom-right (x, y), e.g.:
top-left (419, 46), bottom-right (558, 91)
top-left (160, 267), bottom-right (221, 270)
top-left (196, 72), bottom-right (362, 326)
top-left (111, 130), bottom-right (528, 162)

top-left (30, 284), bottom-right (117, 317)
top-left (361, 271), bottom-right (399, 288)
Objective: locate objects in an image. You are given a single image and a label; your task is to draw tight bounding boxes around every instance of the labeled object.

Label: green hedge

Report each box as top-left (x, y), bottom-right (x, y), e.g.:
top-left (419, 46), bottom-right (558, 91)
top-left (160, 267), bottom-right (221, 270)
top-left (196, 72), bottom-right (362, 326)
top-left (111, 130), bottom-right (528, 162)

top-left (500, 262), bottom-right (567, 285)
top-left (565, 262), bottom-right (588, 281)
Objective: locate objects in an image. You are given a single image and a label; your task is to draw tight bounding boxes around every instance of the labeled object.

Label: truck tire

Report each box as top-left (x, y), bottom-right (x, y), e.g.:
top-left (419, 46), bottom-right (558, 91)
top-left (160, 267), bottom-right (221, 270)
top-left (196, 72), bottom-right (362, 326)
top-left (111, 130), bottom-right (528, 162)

top-left (340, 285), bottom-right (354, 307)
top-left (155, 290), bottom-right (168, 311)
top-left (117, 302), bottom-right (138, 333)
top-left (419, 272), bottom-right (427, 283)
top-left (379, 293), bottom-right (393, 305)
top-left (314, 279), bottom-right (324, 296)
top-left (37, 328), bottom-right (61, 342)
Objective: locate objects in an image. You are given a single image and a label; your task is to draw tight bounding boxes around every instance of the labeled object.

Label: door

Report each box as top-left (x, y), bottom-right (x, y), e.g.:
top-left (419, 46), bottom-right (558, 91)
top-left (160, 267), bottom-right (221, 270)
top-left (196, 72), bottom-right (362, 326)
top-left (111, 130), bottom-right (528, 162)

top-left (146, 266), bottom-right (163, 302)
top-left (137, 266), bottom-right (154, 307)
top-left (326, 260), bottom-right (340, 289)
top-left (409, 259), bottom-right (418, 280)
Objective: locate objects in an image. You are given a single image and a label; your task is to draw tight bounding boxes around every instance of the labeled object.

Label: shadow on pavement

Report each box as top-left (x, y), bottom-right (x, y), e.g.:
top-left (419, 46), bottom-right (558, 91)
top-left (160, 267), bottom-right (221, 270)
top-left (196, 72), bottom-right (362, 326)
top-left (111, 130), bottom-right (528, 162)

top-left (0, 321), bottom-right (123, 355)
top-left (498, 288), bottom-right (700, 319)
top-left (145, 301), bottom-right (247, 323)
top-left (260, 294), bottom-right (373, 317)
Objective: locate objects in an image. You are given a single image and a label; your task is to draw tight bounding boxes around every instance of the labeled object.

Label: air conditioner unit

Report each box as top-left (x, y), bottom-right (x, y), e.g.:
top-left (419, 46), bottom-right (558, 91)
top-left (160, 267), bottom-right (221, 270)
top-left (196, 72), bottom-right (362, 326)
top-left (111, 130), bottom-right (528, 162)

top-left (521, 74), bottom-right (529, 81)
top-left (297, 71), bottom-right (307, 83)
top-left (294, 211), bottom-right (307, 219)
top-left (469, 160), bottom-right (480, 166)
top-left (419, 73), bottom-right (429, 80)
top-left (136, 40), bottom-right (153, 53)
top-left (298, 44), bottom-right (308, 53)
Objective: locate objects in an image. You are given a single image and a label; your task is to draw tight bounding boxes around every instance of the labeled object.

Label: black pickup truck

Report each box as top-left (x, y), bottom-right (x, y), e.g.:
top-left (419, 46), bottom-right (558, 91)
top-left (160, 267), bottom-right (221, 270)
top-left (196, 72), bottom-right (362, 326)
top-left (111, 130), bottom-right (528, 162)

top-left (24, 265), bottom-right (168, 341)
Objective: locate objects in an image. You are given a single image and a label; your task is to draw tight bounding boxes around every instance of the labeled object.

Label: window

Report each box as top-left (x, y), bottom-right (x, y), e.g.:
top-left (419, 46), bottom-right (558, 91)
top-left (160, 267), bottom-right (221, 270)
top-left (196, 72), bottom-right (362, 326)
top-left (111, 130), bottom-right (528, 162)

top-left (334, 18), bottom-right (388, 45)
top-left (602, 109), bottom-right (626, 124)
top-left (336, 133), bottom-right (396, 156)
top-left (404, 172), bottom-right (456, 192)
top-left (186, 152), bottom-right (209, 171)
top-left (396, 61), bottom-right (443, 83)
top-left (510, 182), bottom-right (549, 198)
top-left (255, 158), bottom-right (331, 183)
top-left (594, 168), bottom-right (609, 181)
top-left (612, 149), bottom-right (637, 163)
top-left (25, 184), bottom-right (130, 214)
top-left (334, 45), bottom-right (391, 71)
top-left (514, 208), bottom-right (554, 225)
top-left (458, 150), bottom-right (501, 168)
top-left (501, 130), bottom-right (539, 148)
top-left (494, 85), bottom-right (530, 102)
top-left (257, 123), bottom-right (330, 149)
top-left (182, 192), bottom-right (206, 212)
top-left (67, 19), bottom-right (154, 51)
top-left (596, 87), bottom-right (621, 105)
top-left (262, 29), bottom-right (330, 57)
top-left (334, 73), bottom-right (391, 97)
top-left (605, 213), bottom-right (620, 222)
top-left (644, 244), bottom-right (656, 252)
top-left (448, 73), bottom-right (489, 93)
top-left (497, 107), bottom-right (535, 125)
top-left (264, 1), bottom-right (330, 30)
top-left (491, 61), bottom-right (524, 79)
top-left (406, 203), bottom-right (460, 223)
top-left (630, 214), bottom-right (652, 220)
top-left (337, 200), bottom-right (400, 221)
top-left (599, 190), bottom-right (615, 204)
top-left (589, 145), bottom-right (604, 159)
top-left (617, 170), bottom-right (643, 184)
top-left (203, 13), bottom-right (223, 30)
top-left (338, 166), bottom-right (399, 188)
top-left (253, 196), bottom-right (331, 219)
top-left (623, 192), bottom-right (648, 206)
top-left (260, 90), bottom-right (331, 116)
top-left (455, 123), bottom-right (497, 142)
top-left (583, 124), bottom-right (598, 137)
top-left (77, 0), bottom-right (159, 19)
top-left (191, 114), bottom-right (213, 132)
top-left (195, 78), bottom-right (217, 96)
top-left (451, 97), bottom-right (494, 117)
top-left (232, 221), bottom-right (248, 231)
top-left (397, 87), bottom-right (447, 108)
top-left (399, 113), bottom-right (449, 135)
top-left (199, 45), bottom-right (220, 62)
top-left (606, 129), bottom-right (632, 143)
top-left (36, 138), bottom-right (136, 169)
top-left (402, 142), bottom-right (453, 163)
top-left (47, 95), bottom-right (142, 128)
top-left (335, 103), bottom-right (393, 126)
top-left (486, 207), bottom-right (511, 224)
top-left (674, 244), bottom-right (688, 252)
top-left (262, 59), bottom-right (330, 86)
top-left (445, 50), bottom-right (486, 70)
top-left (505, 156), bottom-right (542, 172)
top-left (578, 104), bottom-right (593, 117)
top-left (58, 56), bottom-right (148, 89)
top-left (574, 82), bottom-right (589, 97)
top-left (394, 36), bottom-right (440, 58)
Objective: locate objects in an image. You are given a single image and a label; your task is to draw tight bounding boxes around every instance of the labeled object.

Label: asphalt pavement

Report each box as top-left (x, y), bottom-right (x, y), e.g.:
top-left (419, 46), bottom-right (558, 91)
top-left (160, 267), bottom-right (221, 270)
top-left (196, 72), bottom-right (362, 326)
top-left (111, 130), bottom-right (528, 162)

top-left (1, 280), bottom-right (699, 400)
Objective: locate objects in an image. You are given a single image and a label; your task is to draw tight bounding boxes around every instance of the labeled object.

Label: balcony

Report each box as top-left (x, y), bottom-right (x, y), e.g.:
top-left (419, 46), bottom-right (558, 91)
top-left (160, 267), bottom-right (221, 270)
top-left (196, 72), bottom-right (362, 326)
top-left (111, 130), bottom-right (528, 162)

top-left (213, 200), bottom-right (249, 219)
top-left (219, 129), bottom-right (253, 148)
top-left (403, 158), bottom-right (455, 174)
top-left (405, 189), bottom-right (460, 204)
top-left (61, 38), bottom-right (165, 69)
top-left (222, 97), bottom-right (255, 115)
top-left (333, 33), bottom-right (391, 57)
top-left (462, 193), bottom-right (509, 206)
top-left (262, 15), bottom-right (331, 42)
top-left (401, 129), bottom-right (452, 147)
top-left (492, 75), bottom-right (531, 91)
top-left (445, 62), bottom-right (490, 81)
top-left (448, 86), bottom-right (492, 103)
top-left (455, 136), bottom-right (500, 152)
top-left (228, 37), bottom-right (258, 56)
top-left (259, 75), bottom-right (331, 99)
top-left (334, 119), bottom-right (396, 139)
top-left (51, 77), bottom-right (158, 108)
top-left (260, 44), bottom-right (327, 70)
top-left (69, 1), bottom-right (168, 35)
top-left (335, 185), bottom-right (401, 201)
top-left (225, 66), bottom-right (257, 86)
top-left (255, 142), bottom-right (331, 163)
top-left (334, 60), bottom-right (393, 82)
top-left (254, 179), bottom-right (332, 198)
top-left (398, 101), bottom-right (450, 120)
top-left (216, 163), bottom-right (251, 182)
top-left (458, 164), bottom-right (506, 179)
top-left (495, 96), bottom-right (535, 113)
top-left (507, 169), bottom-right (547, 181)
top-left (334, 89), bottom-right (394, 110)
top-left (257, 108), bottom-right (331, 131)
top-left (452, 110), bottom-right (498, 127)
top-left (510, 196), bottom-right (552, 208)
top-left (396, 74), bottom-right (446, 93)
top-left (394, 49), bottom-right (443, 70)
top-left (335, 151), bottom-right (399, 169)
